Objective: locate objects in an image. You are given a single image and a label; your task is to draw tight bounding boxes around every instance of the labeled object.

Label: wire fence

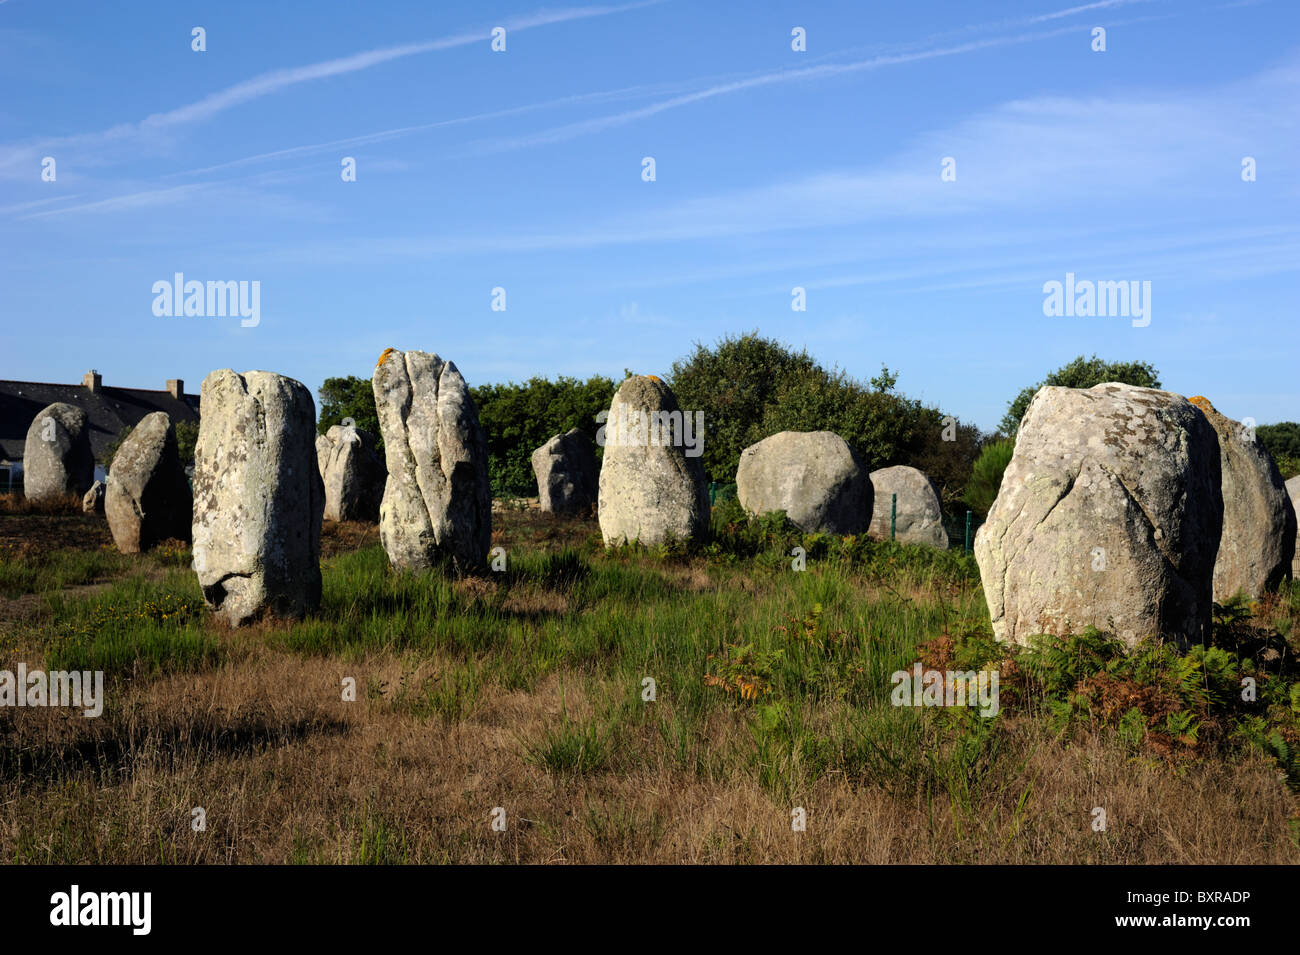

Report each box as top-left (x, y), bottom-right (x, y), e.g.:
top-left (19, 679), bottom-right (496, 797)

top-left (942, 509), bottom-right (984, 554)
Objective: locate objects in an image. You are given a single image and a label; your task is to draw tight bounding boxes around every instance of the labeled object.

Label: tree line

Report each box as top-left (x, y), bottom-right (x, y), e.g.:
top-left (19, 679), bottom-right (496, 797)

top-left (311, 335), bottom-right (1300, 518)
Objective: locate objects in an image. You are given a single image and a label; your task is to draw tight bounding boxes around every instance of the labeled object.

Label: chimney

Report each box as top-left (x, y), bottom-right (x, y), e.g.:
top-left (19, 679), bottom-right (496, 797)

top-left (166, 378), bottom-right (184, 399)
top-left (83, 369), bottom-right (102, 393)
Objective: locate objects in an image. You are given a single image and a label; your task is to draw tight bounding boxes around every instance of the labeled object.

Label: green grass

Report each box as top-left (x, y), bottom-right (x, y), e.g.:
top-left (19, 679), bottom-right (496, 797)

top-left (523, 701), bottom-right (615, 776)
top-left (41, 573), bottom-right (218, 677)
top-left (21, 516), bottom-right (1300, 806)
top-left (0, 546), bottom-right (129, 598)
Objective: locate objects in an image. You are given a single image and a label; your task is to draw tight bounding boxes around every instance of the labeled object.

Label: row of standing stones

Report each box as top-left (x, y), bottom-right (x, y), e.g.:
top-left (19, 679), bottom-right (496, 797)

top-left (533, 382), bottom-right (948, 548)
top-left (21, 367), bottom-right (1300, 647)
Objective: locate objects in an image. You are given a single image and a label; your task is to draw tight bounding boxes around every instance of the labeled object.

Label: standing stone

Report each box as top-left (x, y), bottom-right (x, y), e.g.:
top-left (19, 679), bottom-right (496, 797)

top-left (23, 402), bottom-right (94, 502)
top-left (598, 375), bottom-right (708, 546)
top-left (371, 348), bottom-right (491, 572)
top-left (82, 480), bottom-right (106, 515)
top-left (1287, 476), bottom-right (1300, 582)
top-left (191, 370), bottom-right (323, 627)
top-left (532, 428), bottom-right (599, 516)
top-left (736, 431), bottom-right (870, 534)
top-left (105, 412), bottom-right (193, 552)
top-left (316, 424), bottom-right (385, 522)
top-left (868, 465), bottom-right (948, 549)
top-left (974, 383), bottom-right (1222, 650)
top-left (1187, 397), bottom-right (1295, 600)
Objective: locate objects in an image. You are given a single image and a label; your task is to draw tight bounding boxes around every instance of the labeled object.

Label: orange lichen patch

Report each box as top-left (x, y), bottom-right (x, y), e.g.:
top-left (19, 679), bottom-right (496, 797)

top-left (1187, 395), bottom-right (1215, 413)
top-left (644, 374), bottom-right (661, 382)
top-left (376, 347), bottom-right (398, 368)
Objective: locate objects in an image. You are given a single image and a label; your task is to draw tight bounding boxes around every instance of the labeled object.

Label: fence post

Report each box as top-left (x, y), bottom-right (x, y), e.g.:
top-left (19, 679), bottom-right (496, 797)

top-left (964, 510), bottom-right (972, 553)
top-left (709, 481), bottom-right (717, 506)
top-left (890, 493), bottom-right (897, 540)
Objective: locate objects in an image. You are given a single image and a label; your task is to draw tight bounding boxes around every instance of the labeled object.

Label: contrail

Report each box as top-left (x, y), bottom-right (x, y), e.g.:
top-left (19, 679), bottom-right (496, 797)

top-left (0, 0), bottom-right (662, 169)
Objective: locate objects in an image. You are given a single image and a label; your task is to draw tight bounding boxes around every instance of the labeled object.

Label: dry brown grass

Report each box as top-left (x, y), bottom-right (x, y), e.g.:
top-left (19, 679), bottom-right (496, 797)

top-left (0, 491), bottom-right (85, 516)
top-left (1, 505), bottom-right (1297, 865)
top-left (0, 511), bottom-right (111, 560)
top-left (1, 645), bottom-right (1294, 864)
top-left (320, 520), bottom-right (380, 559)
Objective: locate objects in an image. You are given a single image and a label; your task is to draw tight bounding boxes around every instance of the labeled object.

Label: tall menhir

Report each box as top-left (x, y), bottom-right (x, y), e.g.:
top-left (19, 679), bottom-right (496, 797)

top-left (191, 369), bottom-right (324, 627)
top-left (371, 348), bottom-right (491, 574)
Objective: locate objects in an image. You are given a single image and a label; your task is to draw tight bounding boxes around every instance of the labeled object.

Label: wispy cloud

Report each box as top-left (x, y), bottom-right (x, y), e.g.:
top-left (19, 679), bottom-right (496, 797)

top-left (161, 77), bottom-right (700, 180)
top-left (234, 51), bottom-right (1298, 276)
top-left (151, 1), bottom-right (1162, 182)
top-left (1021, 0), bottom-right (1151, 24)
top-left (140, 2), bottom-right (661, 131)
top-left (15, 164), bottom-right (325, 220)
top-left (0, 194), bottom-right (82, 216)
top-left (16, 183), bottom-right (207, 219)
top-left (458, 21), bottom-right (1122, 155)
top-left (0, 2), bottom-right (660, 179)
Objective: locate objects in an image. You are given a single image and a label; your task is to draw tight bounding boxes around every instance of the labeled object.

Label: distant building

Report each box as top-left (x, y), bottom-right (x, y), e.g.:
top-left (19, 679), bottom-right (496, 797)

top-left (0, 370), bottom-right (200, 486)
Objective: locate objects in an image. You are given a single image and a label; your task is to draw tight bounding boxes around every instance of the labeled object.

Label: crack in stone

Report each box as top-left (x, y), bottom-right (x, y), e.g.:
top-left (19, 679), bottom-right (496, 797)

top-left (1096, 461), bottom-right (1175, 567)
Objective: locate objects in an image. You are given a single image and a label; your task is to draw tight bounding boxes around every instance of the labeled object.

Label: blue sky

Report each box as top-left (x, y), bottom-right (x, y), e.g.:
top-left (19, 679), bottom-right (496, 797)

top-left (2, 0), bottom-right (1297, 432)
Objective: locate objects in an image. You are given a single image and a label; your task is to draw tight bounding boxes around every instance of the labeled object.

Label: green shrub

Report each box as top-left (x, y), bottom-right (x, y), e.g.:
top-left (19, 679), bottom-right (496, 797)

top-left (1272, 453), bottom-right (1300, 481)
top-left (1257, 422), bottom-right (1300, 462)
top-left (669, 333), bottom-right (981, 495)
top-left (962, 438), bottom-right (1015, 519)
top-left (1000, 354), bottom-right (1161, 436)
top-left (472, 375), bottom-right (616, 495)
top-left (1002, 626), bottom-right (1300, 787)
top-left (317, 375), bottom-right (382, 450)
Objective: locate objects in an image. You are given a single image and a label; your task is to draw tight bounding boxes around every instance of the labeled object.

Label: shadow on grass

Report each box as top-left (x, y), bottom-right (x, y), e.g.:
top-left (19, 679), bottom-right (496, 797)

top-left (0, 709), bottom-right (351, 787)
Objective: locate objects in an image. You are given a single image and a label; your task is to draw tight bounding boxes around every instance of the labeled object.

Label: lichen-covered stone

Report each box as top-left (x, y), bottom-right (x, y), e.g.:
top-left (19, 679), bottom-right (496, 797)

top-left (736, 431), bottom-right (870, 534)
top-left (974, 383), bottom-right (1222, 649)
top-left (1286, 475), bottom-right (1300, 583)
top-left (105, 411), bottom-right (192, 552)
top-left (532, 428), bottom-right (599, 516)
top-left (371, 349), bottom-right (491, 572)
top-left (1187, 396), bottom-right (1295, 600)
top-left (316, 424), bottom-right (384, 522)
top-left (598, 375), bottom-right (708, 546)
top-left (23, 402), bottom-right (94, 502)
top-left (867, 465), bottom-right (948, 549)
top-left (191, 370), bottom-right (323, 626)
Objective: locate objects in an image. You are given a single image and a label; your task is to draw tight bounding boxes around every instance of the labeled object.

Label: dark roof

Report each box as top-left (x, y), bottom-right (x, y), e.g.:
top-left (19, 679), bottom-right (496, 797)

top-left (0, 380), bottom-right (200, 463)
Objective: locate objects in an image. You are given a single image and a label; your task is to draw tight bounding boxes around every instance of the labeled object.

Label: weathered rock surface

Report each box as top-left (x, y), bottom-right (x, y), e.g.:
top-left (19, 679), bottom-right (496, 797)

top-left (736, 431), bottom-right (870, 534)
top-left (191, 370), bottom-right (324, 626)
top-left (371, 348), bottom-right (491, 572)
top-left (23, 402), bottom-right (94, 502)
top-left (316, 424), bottom-right (385, 522)
top-left (532, 428), bottom-right (599, 516)
top-left (868, 465), bottom-right (948, 548)
top-left (82, 480), bottom-right (105, 515)
top-left (974, 383), bottom-right (1223, 649)
top-left (1287, 476), bottom-right (1300, 582)
top-left (1188, 397), bottom-right (1295, 600)
top-left (598, 375), bottom-right (708, 546)
top-left (105, 412), bottom-right (192, 552)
